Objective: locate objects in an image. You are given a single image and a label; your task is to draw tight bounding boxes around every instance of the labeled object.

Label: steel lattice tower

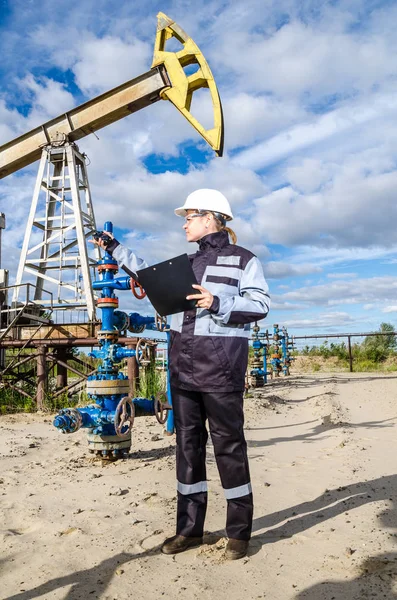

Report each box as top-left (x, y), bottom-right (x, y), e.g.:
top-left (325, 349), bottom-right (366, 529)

top-left (13, 142), bottom-right (101, 321)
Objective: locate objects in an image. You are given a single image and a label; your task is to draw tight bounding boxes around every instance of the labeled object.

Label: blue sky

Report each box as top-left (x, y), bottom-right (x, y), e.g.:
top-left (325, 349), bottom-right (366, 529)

top-left (1, 0), bottom-right (397, 338)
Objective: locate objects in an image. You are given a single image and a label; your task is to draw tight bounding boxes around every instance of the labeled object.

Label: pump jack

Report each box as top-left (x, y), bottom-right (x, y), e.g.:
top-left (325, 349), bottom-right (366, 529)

top-left (0, 12), bottom-right (224, 319)
top-left (0, 13), bottom-right (224, 453)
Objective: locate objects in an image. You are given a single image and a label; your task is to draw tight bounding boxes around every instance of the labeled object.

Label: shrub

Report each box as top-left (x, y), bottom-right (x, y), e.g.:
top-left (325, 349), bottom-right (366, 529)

top-left (298, 323), bottom-right (397, 368)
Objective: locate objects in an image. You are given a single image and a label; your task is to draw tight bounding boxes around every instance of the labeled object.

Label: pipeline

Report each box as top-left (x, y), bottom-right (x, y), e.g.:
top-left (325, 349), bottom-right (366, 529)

top-left (248, 323), bottom-right (294, 386)
top-left (271, 324), bottom-right (294, 377)
top-left (53, 221), bottom-right (172, 459)
top-left (281, 325), bottom-right (295, 376)
top-left (271, 324), bottom-right (283, 377)
top-left (249, 322), bottom-right (271, 387)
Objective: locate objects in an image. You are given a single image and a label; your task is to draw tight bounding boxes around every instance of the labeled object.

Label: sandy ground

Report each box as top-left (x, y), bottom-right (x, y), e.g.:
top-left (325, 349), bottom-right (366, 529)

top-left (1, 372), bottom-right (397, 600)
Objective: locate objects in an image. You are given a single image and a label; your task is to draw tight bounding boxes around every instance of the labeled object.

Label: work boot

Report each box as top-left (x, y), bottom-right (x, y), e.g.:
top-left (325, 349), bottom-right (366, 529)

top-left (161, 534), bottom-right (203, 555)
top-left (225, 538), bottom-right (249, 560)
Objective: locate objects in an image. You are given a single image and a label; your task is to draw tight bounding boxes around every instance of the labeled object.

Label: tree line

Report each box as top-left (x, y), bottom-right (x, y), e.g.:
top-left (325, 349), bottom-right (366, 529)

top-left (300, 323), bottom-right (397, 364)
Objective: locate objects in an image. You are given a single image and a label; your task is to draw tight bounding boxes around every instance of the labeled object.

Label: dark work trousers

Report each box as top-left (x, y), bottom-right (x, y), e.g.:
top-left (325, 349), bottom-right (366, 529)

top-left (171, 387), bottom-right (253, 541)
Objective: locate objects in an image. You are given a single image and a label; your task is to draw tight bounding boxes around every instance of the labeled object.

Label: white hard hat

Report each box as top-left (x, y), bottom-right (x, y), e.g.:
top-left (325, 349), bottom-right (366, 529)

top-left (174, 189), bottom-right (233, 221)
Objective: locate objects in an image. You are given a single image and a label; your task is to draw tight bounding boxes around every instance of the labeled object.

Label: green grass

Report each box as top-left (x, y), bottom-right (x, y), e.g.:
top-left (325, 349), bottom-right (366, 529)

top-left (349, 359), bottom-right (397, 373)
top-left (136, 367), bottom-right (166, 398)
top-left (0, 387), bottom-right (36, 414)
top-left (0, 382), bottom-right (93, 414)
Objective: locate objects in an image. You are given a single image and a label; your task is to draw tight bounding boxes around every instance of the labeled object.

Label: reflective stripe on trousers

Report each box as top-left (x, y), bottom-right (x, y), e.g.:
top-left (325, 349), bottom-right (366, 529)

top-left (172, 387), bottom-right (253, 541)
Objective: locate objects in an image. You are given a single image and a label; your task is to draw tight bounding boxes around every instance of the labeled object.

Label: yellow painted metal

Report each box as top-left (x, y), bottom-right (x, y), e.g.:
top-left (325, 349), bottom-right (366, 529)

top-left (152, 12), bottom-right (224, 157)
top-left (0, 13), bottom-right (224, 180)
top-left (0, 68), bottom-right (169, 179)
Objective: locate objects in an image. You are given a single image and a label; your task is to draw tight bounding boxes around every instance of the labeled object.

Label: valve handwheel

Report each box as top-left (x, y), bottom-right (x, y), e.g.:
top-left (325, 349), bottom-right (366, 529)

top-left (130, 323), bottom-right (146, 334)
top-left (154, 391), bottom-right (172, 425)
top-left (114, 397), bottom-right (135, 437)
top-left (130, 277), bottom-right (146, 300)
top-left (155, 312), bottom-right (168, 332)
top-left (135, 338), bottom-right (151, 366)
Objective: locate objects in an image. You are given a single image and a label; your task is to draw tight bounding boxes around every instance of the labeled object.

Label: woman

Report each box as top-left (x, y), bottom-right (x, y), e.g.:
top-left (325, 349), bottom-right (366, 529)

top-left (97, 189), bottom-right (270, 560)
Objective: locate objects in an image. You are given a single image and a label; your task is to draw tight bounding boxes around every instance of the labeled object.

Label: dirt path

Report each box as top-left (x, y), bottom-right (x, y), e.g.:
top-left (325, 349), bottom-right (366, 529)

top-left (1, 373), bottom-right (397, 599)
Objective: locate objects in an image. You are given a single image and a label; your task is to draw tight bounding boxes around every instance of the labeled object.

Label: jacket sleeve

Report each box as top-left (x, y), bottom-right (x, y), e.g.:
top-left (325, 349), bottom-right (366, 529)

top-left (211, 256), bottom-right (270, 325)
top-left (112, 244), bottom-right (148, 276)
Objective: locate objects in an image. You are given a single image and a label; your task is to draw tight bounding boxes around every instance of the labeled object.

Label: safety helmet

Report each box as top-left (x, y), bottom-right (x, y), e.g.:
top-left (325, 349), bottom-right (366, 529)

top-left (174, 189), bottom-right (233, 221)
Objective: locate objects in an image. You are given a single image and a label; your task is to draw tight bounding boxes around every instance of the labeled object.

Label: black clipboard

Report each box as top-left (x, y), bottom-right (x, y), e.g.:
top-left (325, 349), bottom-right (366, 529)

top-left (136, 254), bottom-right (198, 316)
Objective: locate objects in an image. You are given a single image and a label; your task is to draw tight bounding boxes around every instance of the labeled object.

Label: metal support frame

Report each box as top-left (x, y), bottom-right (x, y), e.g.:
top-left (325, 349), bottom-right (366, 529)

top-left (36, 346), bottom-right (47, 409)
top-left (12, 144), bottom-right (100, 321)
top-left (127, 342), bottom-right (139, 397)
top-left (0, 345), bottom-right (96, 406)
top-left (55, 348), bottom-right (68, 389)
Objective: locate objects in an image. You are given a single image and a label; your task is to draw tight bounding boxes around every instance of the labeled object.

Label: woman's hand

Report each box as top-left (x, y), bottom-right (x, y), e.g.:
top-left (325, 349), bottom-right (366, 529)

top-left (89, 231), bottom-right (114, 250)
top-left (186, 284), bottom-right (214, 309)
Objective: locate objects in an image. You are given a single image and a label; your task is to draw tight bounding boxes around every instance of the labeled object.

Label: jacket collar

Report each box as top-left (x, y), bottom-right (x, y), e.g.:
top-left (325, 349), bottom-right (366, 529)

top-left (198, 230), bottom-right (229, 251)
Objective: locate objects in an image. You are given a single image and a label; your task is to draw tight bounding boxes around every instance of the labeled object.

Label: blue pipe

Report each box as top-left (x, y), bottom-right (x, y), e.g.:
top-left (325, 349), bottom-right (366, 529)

top-left (271, 324), bottom-right (282, 377)
top-left (53, 220), bottom-right (173, 458)
top-left (54, 397), bottom-right (159, 433)
top-left (92, 276), bottom-right (131, 291)
top-left (128, 313), bottom-right (156, 329)
top-left (250, 326), bottom-right (271, 385)
top-left (165, 330), bottom-right (174, 434)
top-left (263, 340), bottom-right (269, 384)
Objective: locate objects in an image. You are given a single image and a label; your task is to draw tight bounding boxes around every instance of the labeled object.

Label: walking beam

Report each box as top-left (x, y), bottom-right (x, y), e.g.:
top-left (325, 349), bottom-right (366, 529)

top-left (0, 12), bottom-right (224, 179)
top-left (0, 68), bottom-right (169, 179)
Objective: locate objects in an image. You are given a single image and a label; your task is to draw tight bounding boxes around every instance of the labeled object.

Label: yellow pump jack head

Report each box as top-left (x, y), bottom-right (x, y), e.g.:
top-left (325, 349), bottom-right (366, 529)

top-left (152, 12), bottom-right (224, 157)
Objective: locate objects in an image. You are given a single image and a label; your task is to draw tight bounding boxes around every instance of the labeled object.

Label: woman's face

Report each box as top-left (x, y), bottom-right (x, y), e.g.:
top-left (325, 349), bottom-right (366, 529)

top-left (183, 209), bottom-right (215, 242)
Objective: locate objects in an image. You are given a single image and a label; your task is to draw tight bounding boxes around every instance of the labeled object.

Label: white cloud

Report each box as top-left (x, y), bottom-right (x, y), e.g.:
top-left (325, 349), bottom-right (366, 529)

top-left (20, 75), bottom-right (75, 118)
top-left (270, 301), bottom-right (301, 311)
top-left (363, 304), bottom-right (376, 310)
top-left (275, 276), bottom-right (397, 308)
top-left (72, 35), bottom-right (151, 95)
top-left (222, 92), bottom-right (305, 150)
top-left (251, 162), bottom-right (397, 248)
top-left (0, 99), bottom-right (23, 144)
top-left (18, 75), bottom-right (76, 128)
top-left (215, 6), bottom-right (397, 98)
top-left (383, 306), bottom-right (397, 314)
top-left (0, 75), bottom-right (77, 146)
top-left (0, 171), bottom-right (39, 276)
top-left (233, 87), bottom-right (397, 171)
top-left (327, 273), bottom-right (357, 279)
top-left (84, 145), bottom-right (267, 240)
top-left (290, 245), bottom-right (397, 268)
top-left (285, 158), bottom-right (333, 195)
top-left (264, 261), bottom-right (322, 279)
top-left (283, 312), bottom-right (355, 330)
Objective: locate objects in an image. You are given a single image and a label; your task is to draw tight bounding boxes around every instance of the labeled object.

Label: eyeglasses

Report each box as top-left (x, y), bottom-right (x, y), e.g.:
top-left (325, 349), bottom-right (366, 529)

top-left (184, 212), bottom-right (208, 223)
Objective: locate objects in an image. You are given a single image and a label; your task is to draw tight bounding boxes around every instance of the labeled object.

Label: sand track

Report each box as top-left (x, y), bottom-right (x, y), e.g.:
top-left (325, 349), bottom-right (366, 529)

top-left (1, 373), bottom-right (397, 599)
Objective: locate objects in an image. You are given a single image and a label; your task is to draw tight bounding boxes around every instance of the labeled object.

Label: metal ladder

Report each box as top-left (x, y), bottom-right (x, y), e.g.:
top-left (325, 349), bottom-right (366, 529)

top-left (12, 143), bottom-right (101, 321)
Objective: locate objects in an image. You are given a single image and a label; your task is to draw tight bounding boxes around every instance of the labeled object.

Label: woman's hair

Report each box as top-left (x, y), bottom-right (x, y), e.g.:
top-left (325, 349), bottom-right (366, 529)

top-left (211, 212), bottom-right (237, 244)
